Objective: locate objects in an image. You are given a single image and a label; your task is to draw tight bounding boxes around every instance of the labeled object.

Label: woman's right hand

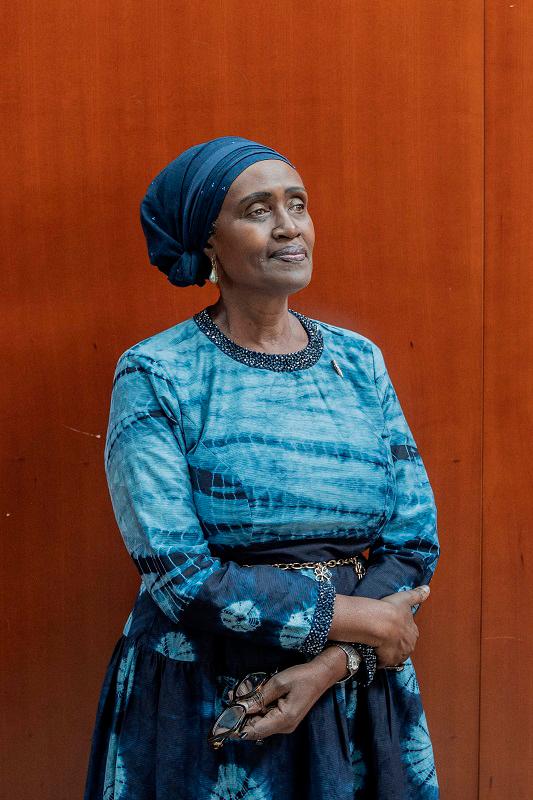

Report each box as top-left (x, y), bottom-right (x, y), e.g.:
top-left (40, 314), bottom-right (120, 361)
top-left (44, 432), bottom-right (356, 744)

top-left (329, 585), bottom-right (431, 667)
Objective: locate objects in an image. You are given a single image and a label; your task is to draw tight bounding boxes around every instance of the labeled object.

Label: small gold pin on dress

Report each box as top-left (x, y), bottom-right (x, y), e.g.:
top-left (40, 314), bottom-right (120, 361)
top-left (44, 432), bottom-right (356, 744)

top-left (331, 359), bottom-right (344, 378)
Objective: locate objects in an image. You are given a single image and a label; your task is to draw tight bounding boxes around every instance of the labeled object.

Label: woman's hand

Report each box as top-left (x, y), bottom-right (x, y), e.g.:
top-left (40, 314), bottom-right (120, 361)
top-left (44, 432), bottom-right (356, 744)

top-left (228, 647), bottom-right (347, 743)
top-left (375, 585), bottom-right (430, 667)
top-left (329, 585), bottom-right (430, 668)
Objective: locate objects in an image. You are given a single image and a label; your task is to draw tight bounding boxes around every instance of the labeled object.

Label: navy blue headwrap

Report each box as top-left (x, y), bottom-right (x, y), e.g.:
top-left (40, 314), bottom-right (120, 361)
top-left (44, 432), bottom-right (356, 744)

top-left (140, 136), bottom-right (296, 287)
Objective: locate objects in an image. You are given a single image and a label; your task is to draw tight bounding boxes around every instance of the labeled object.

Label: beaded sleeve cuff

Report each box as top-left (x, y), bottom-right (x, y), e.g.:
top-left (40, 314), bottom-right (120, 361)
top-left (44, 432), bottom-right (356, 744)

top-left (352, 643), bottom-right (378, 688)
top-left (298, 580), bottom-right (336, 656)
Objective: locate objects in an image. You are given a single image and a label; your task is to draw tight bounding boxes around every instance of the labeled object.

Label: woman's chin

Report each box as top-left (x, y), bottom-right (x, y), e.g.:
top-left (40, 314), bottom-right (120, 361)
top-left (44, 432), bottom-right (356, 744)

top-left (269, 258), bottom-right (312, 280)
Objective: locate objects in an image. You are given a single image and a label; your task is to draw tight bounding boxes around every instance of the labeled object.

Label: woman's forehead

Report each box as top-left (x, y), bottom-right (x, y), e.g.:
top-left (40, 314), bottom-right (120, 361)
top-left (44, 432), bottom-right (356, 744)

top-left (225, 159), bottom-right (304, 203)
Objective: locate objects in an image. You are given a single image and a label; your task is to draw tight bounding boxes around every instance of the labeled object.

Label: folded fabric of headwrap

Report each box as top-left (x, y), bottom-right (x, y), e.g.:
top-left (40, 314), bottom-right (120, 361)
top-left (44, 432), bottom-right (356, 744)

top-left (139, 135), bottom-right (295, 288)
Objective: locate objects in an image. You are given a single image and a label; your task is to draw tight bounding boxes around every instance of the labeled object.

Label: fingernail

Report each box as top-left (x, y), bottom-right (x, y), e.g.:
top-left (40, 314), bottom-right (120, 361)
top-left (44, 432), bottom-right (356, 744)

top-left (420, 585), bottom-right (430, 594)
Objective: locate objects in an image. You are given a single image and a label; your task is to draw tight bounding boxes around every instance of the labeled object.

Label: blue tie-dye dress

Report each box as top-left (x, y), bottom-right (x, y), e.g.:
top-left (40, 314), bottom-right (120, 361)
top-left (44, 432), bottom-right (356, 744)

top-left (83, 304), bottom-right (440, 800)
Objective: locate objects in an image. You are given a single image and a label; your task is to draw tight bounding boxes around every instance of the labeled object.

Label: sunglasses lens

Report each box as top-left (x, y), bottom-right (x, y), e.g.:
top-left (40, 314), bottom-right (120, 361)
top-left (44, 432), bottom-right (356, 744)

top-left (234, 672), bottom-right (269, 699)
top-left (211, 705), bottom-right (245, 737)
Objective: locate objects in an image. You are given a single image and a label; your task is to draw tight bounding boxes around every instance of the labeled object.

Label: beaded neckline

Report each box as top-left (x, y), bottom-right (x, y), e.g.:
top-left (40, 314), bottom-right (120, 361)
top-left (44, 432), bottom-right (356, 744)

top-left (192, 306), bottom-right (324, 372)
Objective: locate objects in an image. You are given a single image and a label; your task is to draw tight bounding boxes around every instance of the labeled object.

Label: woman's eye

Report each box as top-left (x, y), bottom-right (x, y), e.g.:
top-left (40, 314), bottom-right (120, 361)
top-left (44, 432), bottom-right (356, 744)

top-left (248, 202), bottom-right (306, 218)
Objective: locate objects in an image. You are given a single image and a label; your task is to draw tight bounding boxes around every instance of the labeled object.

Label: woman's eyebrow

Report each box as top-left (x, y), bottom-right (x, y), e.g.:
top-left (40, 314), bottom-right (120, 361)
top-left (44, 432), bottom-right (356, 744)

top-left (237, 186), bottom-right (307, 208)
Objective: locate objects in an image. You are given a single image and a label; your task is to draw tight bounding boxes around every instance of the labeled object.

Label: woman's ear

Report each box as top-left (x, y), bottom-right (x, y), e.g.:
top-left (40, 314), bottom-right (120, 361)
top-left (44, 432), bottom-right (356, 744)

top-left (203, 221), bottom-right (218, 260)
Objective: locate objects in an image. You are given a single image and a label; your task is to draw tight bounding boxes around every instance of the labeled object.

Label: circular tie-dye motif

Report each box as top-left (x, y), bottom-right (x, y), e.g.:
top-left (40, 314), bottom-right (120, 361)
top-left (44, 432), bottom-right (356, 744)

top-left (220, 600), bottom-right (261, 632)
top-left (350, 742), bottom-right (367, 793)
top-left (402, 711), bottom-right (439, 790)
top-left (115, 643), bottom-right (137, 703)
top-left (103, 734), bottom-right (129, 800)
top-left (392, 657), bottom-right (420, 694)
top-left (345, 684), bottom-right (358, 720)
top-left (279, 606), bottom-right (314, 649)
top-left (208, 763), bottom-right (269, 800)
top-left (151, 631), bottom-right (196, 661)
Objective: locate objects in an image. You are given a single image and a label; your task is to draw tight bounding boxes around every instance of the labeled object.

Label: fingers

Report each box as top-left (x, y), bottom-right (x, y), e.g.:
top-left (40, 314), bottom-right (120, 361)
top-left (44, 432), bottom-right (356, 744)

top-left (231, 674), bottom-right (301, 741)
top-left (382, 585), bottom-right (430, 609)
top-left (402, 585), bottom-right (430, 607)
top-left (239, 701), bottom-right (300, 740)
top-left (239, 673), bottom-right (285, 716)
top-left (377, 650), bottom-right (411, 668)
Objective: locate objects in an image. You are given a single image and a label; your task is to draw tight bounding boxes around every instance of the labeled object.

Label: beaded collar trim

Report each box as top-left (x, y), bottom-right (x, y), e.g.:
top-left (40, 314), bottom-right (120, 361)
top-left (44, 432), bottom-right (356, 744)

top-left (192, 306), bottom-right (324, 372)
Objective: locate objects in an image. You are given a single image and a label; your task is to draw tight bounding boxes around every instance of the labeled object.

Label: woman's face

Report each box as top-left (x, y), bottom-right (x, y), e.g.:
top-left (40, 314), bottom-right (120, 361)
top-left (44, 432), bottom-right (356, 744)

top-left (203, 159), bottom-right (315, 296)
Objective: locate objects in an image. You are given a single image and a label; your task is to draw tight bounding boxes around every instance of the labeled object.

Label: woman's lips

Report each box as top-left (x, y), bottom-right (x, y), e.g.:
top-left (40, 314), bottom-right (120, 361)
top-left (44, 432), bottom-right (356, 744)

top-left (271, 253), bottom-right (307, 262)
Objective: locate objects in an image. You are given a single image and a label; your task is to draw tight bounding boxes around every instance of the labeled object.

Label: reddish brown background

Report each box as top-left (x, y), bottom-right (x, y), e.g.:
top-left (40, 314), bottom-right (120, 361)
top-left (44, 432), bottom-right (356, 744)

top-left (1, 2), bottom-right (531, 798)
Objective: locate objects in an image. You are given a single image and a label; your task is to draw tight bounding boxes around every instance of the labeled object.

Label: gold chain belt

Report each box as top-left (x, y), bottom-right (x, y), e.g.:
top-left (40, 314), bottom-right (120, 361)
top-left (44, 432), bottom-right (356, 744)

top-left (242, 554), bottom-right (366, 582)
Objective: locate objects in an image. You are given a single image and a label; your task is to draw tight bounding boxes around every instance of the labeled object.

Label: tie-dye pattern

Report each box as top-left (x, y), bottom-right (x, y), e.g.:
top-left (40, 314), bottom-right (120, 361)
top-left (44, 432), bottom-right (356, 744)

top-left (84, 308), bottom-right (440, 799)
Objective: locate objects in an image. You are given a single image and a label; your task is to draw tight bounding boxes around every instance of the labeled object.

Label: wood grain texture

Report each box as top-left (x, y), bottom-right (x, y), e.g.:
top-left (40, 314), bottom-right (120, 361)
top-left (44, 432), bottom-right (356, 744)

top-left (1, 2), bottom-right (484, 797)
top-left (481, 3), bottom-right (533, 797)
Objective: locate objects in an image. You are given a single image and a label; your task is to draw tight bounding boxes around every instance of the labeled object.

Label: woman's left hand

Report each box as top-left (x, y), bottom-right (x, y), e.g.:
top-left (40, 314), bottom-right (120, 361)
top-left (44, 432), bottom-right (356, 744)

top-left (228, 646), bottom-right (348, 742)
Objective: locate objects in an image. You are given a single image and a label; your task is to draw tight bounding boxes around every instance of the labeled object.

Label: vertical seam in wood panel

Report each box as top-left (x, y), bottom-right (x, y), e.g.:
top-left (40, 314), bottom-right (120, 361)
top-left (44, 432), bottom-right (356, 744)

top-left (478, 1), bottom-right (486, 798)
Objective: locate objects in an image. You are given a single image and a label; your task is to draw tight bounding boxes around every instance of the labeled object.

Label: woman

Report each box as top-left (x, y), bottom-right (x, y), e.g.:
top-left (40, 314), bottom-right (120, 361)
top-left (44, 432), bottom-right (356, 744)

top-left (84, 136), bottom-right (440, 800)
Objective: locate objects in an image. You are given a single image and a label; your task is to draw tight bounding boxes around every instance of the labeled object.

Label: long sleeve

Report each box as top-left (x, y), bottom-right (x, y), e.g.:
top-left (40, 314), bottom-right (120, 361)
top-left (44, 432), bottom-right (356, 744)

top-left (104, 349), bottom-right (335, 655)
top-left (351, 343), bottom-right (440, 603)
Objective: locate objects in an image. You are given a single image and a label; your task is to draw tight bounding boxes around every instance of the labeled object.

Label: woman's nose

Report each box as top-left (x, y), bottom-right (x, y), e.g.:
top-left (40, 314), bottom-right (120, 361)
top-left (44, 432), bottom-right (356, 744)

top-left (272, 207), bottom-right (300, 237)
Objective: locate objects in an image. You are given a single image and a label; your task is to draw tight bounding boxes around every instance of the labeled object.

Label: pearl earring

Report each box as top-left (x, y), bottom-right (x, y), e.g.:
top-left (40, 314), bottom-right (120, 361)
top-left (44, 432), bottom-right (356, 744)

top-left (209, 254), bottom-right (218, 284)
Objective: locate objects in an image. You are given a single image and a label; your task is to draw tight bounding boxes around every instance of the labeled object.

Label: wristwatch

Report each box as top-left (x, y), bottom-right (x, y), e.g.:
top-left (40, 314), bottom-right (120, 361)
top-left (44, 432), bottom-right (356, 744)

top-left (329, 642), bottom-right (362, 684)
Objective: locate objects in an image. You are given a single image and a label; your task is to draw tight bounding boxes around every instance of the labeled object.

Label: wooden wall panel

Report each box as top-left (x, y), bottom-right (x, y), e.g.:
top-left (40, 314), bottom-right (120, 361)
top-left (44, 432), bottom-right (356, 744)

top-left (306, 6), bottom-right (484, 798)
top-left (481, 3), bottom-right (533, 797)
top-left (2, 2), bottom-right (485, 797)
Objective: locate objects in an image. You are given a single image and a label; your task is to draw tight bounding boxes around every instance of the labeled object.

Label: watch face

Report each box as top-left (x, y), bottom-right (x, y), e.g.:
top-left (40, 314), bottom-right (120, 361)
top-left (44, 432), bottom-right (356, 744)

top-left (336, 644), bottom-right (360, 675)
top-left (346, 653), bottom-right (357, 671)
